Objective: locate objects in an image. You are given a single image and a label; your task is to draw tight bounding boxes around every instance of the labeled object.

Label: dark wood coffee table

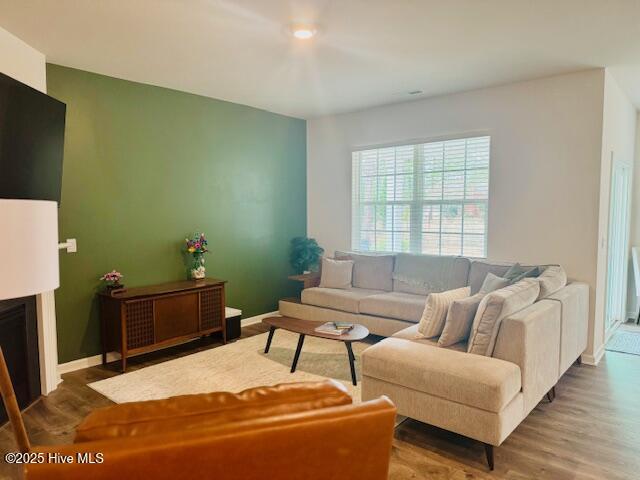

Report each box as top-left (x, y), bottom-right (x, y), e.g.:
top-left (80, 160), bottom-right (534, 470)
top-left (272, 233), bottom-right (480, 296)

top-left (261, 316), bottom-right (369, 386)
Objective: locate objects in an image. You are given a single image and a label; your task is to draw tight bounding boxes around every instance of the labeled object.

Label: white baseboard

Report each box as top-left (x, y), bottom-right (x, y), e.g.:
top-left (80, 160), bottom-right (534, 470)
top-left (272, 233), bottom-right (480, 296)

top-left (57, 310), bottom-right (280, 376)
top-left (57, 352), bottom-right (121, 375)
top-left (581, 344), bottom-right (605, 366)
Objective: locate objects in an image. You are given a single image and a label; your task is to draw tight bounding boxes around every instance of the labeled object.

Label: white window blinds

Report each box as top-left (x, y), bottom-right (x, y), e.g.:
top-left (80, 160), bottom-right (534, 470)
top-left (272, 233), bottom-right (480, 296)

top-left (352, 136), bottom-right (490, 257)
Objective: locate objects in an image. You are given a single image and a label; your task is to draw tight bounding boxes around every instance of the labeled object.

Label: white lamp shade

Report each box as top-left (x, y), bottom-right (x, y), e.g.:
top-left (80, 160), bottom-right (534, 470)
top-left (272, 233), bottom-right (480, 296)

top-left (0, 199), bottom-right (59, 300)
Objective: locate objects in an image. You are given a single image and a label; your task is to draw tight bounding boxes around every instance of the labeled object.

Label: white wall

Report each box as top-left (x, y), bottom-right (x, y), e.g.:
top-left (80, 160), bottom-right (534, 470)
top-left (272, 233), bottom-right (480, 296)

top-left (0, 26), bottom-right (46, 92)
top-left (593, 71), bottom-right (637, 362)
top-left (308, 69), bottom-right (606, 359)
top-left (0, 26), bottom-right (60, 393)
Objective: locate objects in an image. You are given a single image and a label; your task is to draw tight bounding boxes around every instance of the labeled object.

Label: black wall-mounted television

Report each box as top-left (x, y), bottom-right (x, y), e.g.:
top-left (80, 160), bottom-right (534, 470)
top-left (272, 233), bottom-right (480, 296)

top-left (0, 71), bottom-right (66, 203)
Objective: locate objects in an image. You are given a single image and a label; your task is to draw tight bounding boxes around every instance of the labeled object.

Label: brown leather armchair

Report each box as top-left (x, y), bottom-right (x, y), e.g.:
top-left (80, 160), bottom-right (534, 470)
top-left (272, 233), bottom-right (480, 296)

top-left (23, 380), bottom-right (396, 479)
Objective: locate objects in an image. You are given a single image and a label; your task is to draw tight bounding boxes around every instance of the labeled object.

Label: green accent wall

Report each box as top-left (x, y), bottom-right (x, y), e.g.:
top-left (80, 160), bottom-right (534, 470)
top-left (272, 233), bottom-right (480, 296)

top-left (47, 64), bottom-right (306, 363)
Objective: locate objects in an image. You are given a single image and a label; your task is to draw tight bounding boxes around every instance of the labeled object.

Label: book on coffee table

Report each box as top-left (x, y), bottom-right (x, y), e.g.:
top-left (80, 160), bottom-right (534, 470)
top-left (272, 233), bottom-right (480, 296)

top-left (314, 322), bottom-right (354, 335)
top-left (333, 321), bottom-right (354, 330)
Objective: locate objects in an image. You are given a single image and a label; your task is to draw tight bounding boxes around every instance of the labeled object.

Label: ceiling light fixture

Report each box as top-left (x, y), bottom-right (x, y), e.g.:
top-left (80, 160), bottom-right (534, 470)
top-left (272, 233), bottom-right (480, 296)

top-left (290, 23), bottom-right (317, 40)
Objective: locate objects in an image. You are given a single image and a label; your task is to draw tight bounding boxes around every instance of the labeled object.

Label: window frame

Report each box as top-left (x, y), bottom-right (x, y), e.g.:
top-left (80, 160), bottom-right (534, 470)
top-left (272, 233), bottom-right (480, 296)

top-left (351, 134), bottom-right (491, 258)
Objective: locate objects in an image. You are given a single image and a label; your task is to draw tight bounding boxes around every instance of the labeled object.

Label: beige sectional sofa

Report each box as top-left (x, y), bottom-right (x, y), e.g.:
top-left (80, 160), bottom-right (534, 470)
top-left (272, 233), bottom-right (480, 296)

top-left (279, 252), bottom-right (589, 469)
top-left (280, 253), bottom-right (473, 336)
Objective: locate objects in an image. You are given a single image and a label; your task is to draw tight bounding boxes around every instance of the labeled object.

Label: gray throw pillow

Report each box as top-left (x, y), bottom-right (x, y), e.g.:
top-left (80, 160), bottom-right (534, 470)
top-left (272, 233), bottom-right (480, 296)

top-left (511, 266), bottom-right (540, 282)
top-left (438, 293), bottom-right (484, 347)
top-left (504, 263), bottom-right (540, 282)
top-left (479, 273), bottom-right (510, 294)
top-left (416, 286), bottom-right (470, 338)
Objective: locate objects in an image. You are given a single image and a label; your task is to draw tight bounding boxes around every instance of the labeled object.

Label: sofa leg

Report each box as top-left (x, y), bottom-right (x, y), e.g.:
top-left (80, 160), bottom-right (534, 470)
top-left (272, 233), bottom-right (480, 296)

top-left (483, 443), bottom-right (494, 471)
top-left (546, 386), bottom-right (556, 403)
top-left (576, 356), bottom-right (582, 366)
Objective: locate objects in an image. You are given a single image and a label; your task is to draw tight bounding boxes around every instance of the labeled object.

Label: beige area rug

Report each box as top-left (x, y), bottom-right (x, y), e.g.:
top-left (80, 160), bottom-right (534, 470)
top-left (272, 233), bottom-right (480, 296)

top-left (89, 330), bottom-right (371, 403)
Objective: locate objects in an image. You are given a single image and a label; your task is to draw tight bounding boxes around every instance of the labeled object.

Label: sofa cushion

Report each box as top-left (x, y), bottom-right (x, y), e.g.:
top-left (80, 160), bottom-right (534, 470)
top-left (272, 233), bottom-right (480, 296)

top-left (392, 324), bottom-right (466, 352)
top-left (359, 292), bottom-right (426, 323)
top-left (362, 338), bottom-right (521, 412)
top-left (319, 258), bottom-right (354, 289)
top-left (439, 293), bottom-right (485, 347)
top-left (468, 260), bottom-right (513, 294)
top-left (468, 279), bottom-right (540, 356)
top-left (536, 265), bottom-right (567, 299)
top-left (335, 251), bottom-right (395, 291)
top-left (301, 287), bottom-right (385, 314)
top-left (392, 253), bottom-right (470, 295)
top-left (417, 286), bottom-right (470, 338)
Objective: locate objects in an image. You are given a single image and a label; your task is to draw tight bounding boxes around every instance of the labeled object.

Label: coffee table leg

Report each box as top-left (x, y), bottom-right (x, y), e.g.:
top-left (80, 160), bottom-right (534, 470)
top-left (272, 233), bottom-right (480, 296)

top-left (345, 341), bottom-right (357, 386)
top-left (291, 334), bottom-right (306, 373)
top-left (264, 326), bottom-right (276, 354)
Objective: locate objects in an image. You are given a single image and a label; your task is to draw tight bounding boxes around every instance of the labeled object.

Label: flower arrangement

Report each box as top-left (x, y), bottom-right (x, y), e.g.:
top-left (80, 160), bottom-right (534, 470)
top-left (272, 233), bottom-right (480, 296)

top-left (100, 270), bottom-right (124, 289)
top-left (185, 233), bottom-right (209, 255)
top-left (185, 233), bottom-right (209, 279)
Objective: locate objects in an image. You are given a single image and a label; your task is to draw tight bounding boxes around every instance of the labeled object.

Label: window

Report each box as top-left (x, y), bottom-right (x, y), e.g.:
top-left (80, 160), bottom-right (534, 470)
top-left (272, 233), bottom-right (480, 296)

top-left (352, 135), bottom-right (490, 257)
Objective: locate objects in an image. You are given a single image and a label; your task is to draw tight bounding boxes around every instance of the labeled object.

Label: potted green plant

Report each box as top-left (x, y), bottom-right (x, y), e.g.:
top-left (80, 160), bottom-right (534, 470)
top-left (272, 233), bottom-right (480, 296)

top-left (289, 237), bottom-right (324, 274)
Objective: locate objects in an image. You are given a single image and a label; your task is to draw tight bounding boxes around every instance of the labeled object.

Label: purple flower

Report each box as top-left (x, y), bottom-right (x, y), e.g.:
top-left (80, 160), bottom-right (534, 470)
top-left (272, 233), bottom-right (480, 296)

top-left (101, 270), bottom-right (123, 282)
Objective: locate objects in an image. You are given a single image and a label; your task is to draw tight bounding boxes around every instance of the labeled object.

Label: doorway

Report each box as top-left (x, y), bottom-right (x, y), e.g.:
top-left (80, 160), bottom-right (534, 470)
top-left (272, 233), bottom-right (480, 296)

top-left (605, 158), bottom-right (632, 337)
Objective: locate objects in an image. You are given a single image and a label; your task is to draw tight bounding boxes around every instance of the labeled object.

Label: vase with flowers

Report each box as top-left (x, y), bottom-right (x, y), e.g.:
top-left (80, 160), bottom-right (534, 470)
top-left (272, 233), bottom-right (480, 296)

top-left (100, 270), bottom-right (124, 293)
top-left (185, 233), bottom-right (209, 280)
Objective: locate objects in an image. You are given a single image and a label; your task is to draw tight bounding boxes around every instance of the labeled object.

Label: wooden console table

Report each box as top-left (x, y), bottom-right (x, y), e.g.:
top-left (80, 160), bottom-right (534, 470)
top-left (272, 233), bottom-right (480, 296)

top-left (288, 272), bottom-right (320, 290)
top-left (98, 278), bottom-right (226, 372)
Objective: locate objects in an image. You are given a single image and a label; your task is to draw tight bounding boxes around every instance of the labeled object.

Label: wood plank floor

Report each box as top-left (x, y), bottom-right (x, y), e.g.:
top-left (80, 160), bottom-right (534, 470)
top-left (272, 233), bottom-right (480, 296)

top-left (1, 323), bottom-right (639, 479)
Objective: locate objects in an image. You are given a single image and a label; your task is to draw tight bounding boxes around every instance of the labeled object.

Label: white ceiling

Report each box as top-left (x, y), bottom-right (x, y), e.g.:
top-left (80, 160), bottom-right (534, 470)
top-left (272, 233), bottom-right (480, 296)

top-left (1, 0), bottom-right (640, 119)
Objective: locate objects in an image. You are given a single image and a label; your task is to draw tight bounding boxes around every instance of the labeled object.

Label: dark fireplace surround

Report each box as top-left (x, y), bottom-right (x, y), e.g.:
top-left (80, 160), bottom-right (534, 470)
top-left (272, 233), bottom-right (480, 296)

top-left (0, 296), bottom-right (41, 423)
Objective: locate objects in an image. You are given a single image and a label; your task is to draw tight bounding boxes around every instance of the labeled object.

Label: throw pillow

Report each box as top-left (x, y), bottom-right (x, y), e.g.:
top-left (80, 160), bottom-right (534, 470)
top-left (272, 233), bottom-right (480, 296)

top-left (512, 266), bottom-right (540, 282)
top-left (416, 286), bottom-right (470, 338)
top-left (334, 251), bottom-right (394, 291)
top-left (479, 273), bottom-right (511, 294)
top-left (504, 263), bottom-right (541, 283)
top-left (503, 263), bottom-right (525, 280)
top-left (319, 258), bottom-right (354, 290)
top-left (438, 293), bottom-right (484, 347)
top-left (467, 278), bottom-right (540, 356)
top-left (536, 265), bottom-right (567, 299)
